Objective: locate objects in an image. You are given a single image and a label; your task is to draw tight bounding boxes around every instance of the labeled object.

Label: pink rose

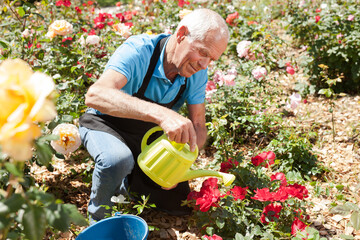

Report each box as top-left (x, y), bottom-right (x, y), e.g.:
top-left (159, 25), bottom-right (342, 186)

top-left (348, 15), bottom-right (355, 21)
top-left (286, 66), bottom-right (295, 75)
top-left (251, 66), bottom-right (267, 80)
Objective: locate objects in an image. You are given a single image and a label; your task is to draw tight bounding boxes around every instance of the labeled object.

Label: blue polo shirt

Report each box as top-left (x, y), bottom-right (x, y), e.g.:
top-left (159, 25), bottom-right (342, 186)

top-left (104, 33), bottom-right (208, 112)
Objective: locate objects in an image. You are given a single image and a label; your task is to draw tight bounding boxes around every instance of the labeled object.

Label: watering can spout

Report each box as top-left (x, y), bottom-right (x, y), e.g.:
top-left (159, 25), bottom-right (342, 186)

top-left (181, 169), bottom-right (236, 186)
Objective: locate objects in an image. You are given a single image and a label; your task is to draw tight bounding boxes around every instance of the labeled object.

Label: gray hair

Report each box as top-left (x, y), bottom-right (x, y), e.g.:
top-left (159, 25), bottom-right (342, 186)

top-left (176, 8), bottom-right (230, 42)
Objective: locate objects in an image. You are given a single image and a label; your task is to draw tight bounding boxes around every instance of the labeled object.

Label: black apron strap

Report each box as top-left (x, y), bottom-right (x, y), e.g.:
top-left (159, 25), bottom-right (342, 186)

top-left (136, 36), bottom-right (169, 97)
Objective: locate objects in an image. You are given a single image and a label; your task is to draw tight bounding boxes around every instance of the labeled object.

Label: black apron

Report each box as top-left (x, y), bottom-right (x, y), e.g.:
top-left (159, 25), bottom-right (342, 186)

top-left (79, 36), bottom-right (192, 215)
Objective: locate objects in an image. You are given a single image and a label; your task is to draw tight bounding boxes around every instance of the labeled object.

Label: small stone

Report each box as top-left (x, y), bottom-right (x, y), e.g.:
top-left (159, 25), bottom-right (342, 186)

top-left (313, 221), bottom-right (323, 226)
top-left (176, 218), bottom-right (182, 226)
top-left (167, 228), bottom-right (177, 238)
top-left (324, 224), bottom-right (332, 229)
top-left (319, 230), bottom-right (328, 235)
top-left (312, 205), bottom-right (321, 212)
top-left (345, 226), bottom-right (354, 235)
top-left (331, 214), bottom-right (344, 222)
top-left (159, 229), bottom-right (169, 238)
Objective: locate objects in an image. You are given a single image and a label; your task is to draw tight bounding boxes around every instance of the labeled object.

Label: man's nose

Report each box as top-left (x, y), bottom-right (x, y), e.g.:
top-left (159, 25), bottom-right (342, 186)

top-left (198, 57), bottom-right (211, 70)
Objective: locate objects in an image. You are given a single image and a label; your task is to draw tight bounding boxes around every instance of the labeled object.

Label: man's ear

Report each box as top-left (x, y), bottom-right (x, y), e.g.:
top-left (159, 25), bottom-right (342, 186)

top-left (176, 25), bottom-right (189, 43)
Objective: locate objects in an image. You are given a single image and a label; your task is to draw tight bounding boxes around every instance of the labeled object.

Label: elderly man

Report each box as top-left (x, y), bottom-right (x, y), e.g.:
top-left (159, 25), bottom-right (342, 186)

top-left (79, 8), bottom-right (229, 222)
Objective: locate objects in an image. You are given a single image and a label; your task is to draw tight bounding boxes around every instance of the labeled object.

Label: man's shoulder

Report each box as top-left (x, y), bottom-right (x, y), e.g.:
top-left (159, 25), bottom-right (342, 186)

top-left (125, 33), bottom-right (170, 53)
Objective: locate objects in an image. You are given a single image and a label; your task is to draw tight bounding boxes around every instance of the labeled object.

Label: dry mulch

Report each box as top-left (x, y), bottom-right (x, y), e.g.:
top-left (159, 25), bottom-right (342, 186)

top-left (32, 83), bottom-right (360, 240)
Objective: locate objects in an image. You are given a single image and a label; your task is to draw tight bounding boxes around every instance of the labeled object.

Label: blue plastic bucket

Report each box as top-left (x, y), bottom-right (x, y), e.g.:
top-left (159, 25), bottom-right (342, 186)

top-left (76, 214), bottom-right (148, 240)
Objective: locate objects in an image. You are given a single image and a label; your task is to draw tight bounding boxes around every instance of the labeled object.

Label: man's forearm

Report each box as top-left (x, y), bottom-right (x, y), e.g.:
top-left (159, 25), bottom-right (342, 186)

top-left (194, 123), bottom-right (207, 150)
top-left (85, 85), bottom-right (169, 125)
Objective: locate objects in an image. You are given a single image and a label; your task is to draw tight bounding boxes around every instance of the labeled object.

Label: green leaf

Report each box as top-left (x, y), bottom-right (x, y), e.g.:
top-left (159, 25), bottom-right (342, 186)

top-left (63, 204), bottom-right (87, 226)
top-left (17, 7), bottom-right (25, 17)
top-left (0, 40), bottom-right (9, 48)
top-left (344, 202), bottom-right (360, 212)
top-left (23, 205), bottom-right (46, 240)
top-left (4, 163), bottom-right (23, 177)
top-left (339, 234), bottom-right (354, 240)
top-left (235, 233), bottom-right (245, 240)
top-left (35, 50), bottom-right (45, 60)
top-left (4, 194), bottom-right (25, 213)
top-left (46, 203), bottom-right (87, 231)
top-left (330, 205), bottom-right (352, 215)
top-left (38, 134), bottom-right (59, 142)
top-left (350, 211), bottom-right (360, 230)
top-left (61, 115), bottom-right (73, 122)
top-left (35, 141), bottom-right (53, 167)
top-left (215, 218), bottom-right (225, 229)
top-left (71, 66), bottom-right (78, 73)
top-left (206, 227), bottom-right (214, 236)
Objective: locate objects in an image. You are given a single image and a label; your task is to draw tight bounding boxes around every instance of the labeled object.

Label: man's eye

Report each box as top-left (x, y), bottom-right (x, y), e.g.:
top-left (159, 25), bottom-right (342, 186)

top-left (200, 50), bottom-right (208, 57)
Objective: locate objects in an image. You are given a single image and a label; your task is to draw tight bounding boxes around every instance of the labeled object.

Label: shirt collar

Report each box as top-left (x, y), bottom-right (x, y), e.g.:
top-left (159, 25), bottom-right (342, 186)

top-left (152, 37), bottom-right (186, 85)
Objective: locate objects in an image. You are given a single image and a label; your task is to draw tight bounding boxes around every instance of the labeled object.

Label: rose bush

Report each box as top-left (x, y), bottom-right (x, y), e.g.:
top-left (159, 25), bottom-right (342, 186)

top-left (286, 0), bottom-right (360, 93)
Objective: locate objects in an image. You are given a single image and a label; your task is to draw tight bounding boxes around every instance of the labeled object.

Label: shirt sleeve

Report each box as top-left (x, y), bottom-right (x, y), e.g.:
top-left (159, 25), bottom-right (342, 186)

top-left (104, 36), bottom-right (152, 94)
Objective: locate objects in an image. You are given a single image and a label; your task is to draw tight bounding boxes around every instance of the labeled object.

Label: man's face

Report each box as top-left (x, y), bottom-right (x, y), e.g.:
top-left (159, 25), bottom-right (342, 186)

top-left (175, 30), bottom-right (228, 78)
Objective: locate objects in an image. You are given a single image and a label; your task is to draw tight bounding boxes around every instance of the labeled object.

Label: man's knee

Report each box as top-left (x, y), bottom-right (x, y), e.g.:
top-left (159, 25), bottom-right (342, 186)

top-left (96, 150), bottom-right (134, 174)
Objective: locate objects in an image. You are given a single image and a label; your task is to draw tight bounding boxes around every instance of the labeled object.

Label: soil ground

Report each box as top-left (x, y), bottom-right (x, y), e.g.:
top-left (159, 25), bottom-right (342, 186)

top-left (32, 67), bottom-right (360, 240)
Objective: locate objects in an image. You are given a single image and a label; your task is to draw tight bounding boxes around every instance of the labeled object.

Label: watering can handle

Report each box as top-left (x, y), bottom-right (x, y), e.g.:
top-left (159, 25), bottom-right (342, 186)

top-left (141, 126), bottom-right (164, 152)
top-left (141, 126), bottom-right (189, 152)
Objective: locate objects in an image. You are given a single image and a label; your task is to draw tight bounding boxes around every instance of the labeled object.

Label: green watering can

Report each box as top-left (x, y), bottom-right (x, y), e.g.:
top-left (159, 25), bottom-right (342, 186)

top-left (138, 126), bottom-right (236, 188)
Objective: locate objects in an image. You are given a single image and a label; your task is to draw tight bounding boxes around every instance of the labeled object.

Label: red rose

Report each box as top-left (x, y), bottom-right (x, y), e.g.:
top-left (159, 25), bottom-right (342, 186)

top-left (315, 8), bottom-right (321, 13)
top-left (178, 0), bottom-right (184, 7)
top-left (252, 187), bottom-right (289, 202)
top-left (63, 0), bottom-right (71, 7)
top-left (116, 13), bottom-right (125, 22)
top-left (61, 37), bottom-right (73, 42)
top-left (251, 151), bottom-right (276, 167)
top-left (55, 0), bottom-right (64, 6)
top-left (224, 186), bottom-right (248, 200)
top-left (315, 15), bottom-right (321, 23)
top-left (260, 203), bottom-right (282, 224)
top-left (124, 22), bottom-right (133, 28)
top-left (75, 6), bottom-right (82, 14)
top-left (247, 20), bottom-right (258, 25)
top-left (272, 186), bottom-right (289, 202)
top-left (89, 29), bottom-right (96, 35)
top-left (291, 217), bottom-right (307, 236)
top-left (187, 178), bottom-right (220, 212)
top-left (270, 172), bottom-right (287, 186)
top-left (251, 188), bottom-right (274, 202)
top-left (284, 184), bottom-right (309, 200)
top-left (286, 66), bottom-right (295, 75)
top-left (203, 234), bottom-right (223, 240)
top-left (220, 158), bottom-right (239, 173)
top-left (226, 12), bottom-right (239, 26)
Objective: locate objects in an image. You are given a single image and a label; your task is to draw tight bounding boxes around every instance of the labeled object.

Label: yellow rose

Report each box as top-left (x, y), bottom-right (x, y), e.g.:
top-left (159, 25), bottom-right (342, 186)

top-left (179, 9), bottom-right (193, 19)
top-left (113, 23), bottom-right (132, 39)
top-left (47, 20), bottom-right (73, 38)
top-left (0, 59), bottom-right (57, 161)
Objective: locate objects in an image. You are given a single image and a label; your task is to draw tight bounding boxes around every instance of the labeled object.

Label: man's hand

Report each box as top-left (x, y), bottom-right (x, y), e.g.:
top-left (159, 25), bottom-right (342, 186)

top-left (158, 110), bottom-right (197, 152)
